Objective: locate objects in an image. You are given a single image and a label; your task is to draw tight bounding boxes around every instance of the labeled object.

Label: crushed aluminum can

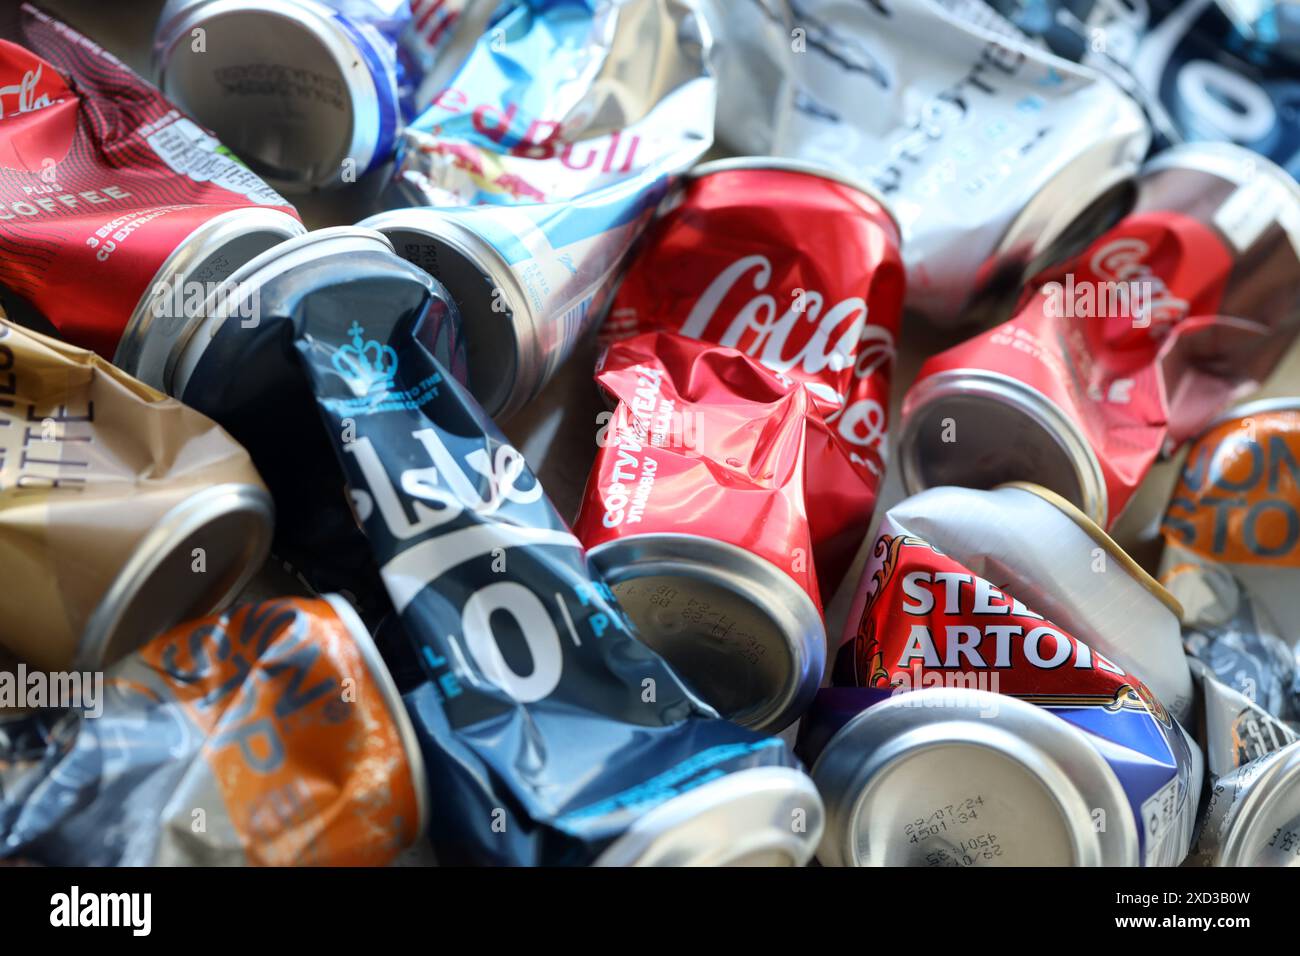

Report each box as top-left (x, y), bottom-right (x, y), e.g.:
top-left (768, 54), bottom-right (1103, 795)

top-left (897, 141), bottom-right (1300, 529)
top-left (799, 687), bottom-right (1144, 866)
top-left (153, 0), bottom-right (435, 191)
top-left (573, 332), bottom-right (845, 733)
top-left (829, 488), bottom-right (1203, 866)
top-left (0, 3), bottom-right (304, 362)
top-left (703, 0), bottom-right (1150, 325)
top-left (0, 595), bottom-right (428, 866)
top-left (1186, 738), bottom-right (1300, 865)
top-left (360, 172), bottom-right (669, 420)
top-left (598, 156), bottom-right (906, 545)
top-left (0, 317), bottom-right (272, 675)
top-left (1187, 656), bottom-right (1295, 780)
top-left (387, 0), bottom-right (715, 208)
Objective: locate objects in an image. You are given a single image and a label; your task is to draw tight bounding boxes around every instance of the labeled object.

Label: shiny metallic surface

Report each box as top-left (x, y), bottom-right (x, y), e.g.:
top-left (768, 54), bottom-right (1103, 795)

top-left (897, 369), bottom-right (1109, 526)
top-left (1191, 740), bottom-right (1300, 866)
top-left (1187, 657), bottom-right (1296, 781)
top-left (593, 766), bottom-right (823, 866)
top-left (114, 207), bottom-right (306, 390)
top-left (811, 688), bottom-right (1140, 867)
top-left (589, 532), bottom-right (826, 733)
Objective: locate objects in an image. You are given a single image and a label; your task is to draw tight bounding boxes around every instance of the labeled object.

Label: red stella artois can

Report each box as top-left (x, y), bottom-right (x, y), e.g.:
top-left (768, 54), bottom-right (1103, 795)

top-left (574, 331), bottom-right (881, 732)
top-left (0, 5), bottom-right (303, 363)
top-left (897, 142), bottom-right (1300, 529)
top-left (600, 156), bottom-right (906, 489)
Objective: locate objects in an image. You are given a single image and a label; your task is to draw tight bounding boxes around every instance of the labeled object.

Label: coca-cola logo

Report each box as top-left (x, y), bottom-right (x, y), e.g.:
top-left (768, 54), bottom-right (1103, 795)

top-left (0, 42), bottom-right (78, 173)
top-left (676, 254), bottom-right (892, 450)
top-left (1088, 237), bottom-right (1188, 329)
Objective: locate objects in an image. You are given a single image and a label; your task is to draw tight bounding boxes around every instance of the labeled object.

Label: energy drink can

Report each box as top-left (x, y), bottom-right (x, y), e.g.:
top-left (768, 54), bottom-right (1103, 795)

top-left (0, 595), bottom-right (428, 866)
top-left (0, 4), bottom-right (303, 361)
top-left (360, 172), bottom-right (669, 420)
top-left (800, 687), bottom-right (1142, 866)
top-left (897, 142), bottom-right (1300, 528)
top-left (153, 0), bottom-right (420, 191)
top-left (0, 317), bottom-right (272, 674)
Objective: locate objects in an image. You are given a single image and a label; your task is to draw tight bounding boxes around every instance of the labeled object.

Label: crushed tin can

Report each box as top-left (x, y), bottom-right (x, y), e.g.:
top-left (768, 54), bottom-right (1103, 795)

top-left (153, 0), bottom-right (434, 191)
top-left (0, 316), bottom-right (272, 674)
top-left (573, 332), bottom-right (846, 732)
top-left (282, 283), bottom-right (823, 866)
top-left (1187, 738), bottom-right (1300, 866)
top-left (361, 172), bottom-right (669, 419)
top-left (0, 595), bottom-right (428, 866)
top-left (0, 3), bottom-right (304, 361)
top-left (703, 0), bottom-right (1150, 325)
top-left (388, 0), bottom-right (715, 207)
top-left (897, 141), bottom-right (1300, 528)
top-left (827, 485), bottom-right (1203, 866)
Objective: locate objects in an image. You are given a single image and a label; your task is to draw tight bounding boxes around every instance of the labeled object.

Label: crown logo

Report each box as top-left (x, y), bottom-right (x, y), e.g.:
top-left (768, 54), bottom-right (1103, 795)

top-left (331, 321), bottom-right (399, 397)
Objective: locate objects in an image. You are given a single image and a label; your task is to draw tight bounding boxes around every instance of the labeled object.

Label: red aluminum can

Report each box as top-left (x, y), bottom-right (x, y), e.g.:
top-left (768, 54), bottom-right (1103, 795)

top-left (897, 142), bottom-right (1300, 528)
top-left (600, 155), bottom-right (906, 553)
top-left (0, 4), bottom-right (302, 369)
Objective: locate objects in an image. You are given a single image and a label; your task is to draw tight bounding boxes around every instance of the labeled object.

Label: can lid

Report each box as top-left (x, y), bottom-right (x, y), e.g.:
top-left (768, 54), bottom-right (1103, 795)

top-left (153, 0), bottom-right (390, 189)
top-left (588, 532), bottom-right (825, 733)
top-left (321, 593), bottom-right (431, 838)
top-left (77, 482), bottom-right (273, 670)
top-left (811, 687), bottom-right (1140, 866)
top-left (592, 766), bottom-right (823, 866)
top-left (168, 226), bottom-right (396, 397)
top-left (1000, 481), bottom-right (1184, 621)
top-left (1213, 739), bottom-right (1300, 866)
top-left (898, 368), bottom-right (1109, 526)
top-left (688, 155), bottom-right (901, 237)
top-left (114, 207), bottom-right (306, 390)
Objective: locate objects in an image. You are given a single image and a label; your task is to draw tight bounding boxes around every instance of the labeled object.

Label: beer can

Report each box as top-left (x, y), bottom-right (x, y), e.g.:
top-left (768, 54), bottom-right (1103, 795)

top-left (153, 0), bottom-right (416, 191)
top-left (280, 280), bottom-right (822, 866)
top-left (897, 141), bottom-right (1300, 528)
top-left (360, 171), bottom-right (669, 420)
top-left (574, 332), bottom-right (835, 732)
top-left (388, 0), bottom-right (714, 208)
top-left (0, 3), bottom-right (304, 361)
top-left (1187, 656), bottom-right (1295, 781)
top-left (1188, 739), bottom-right (1300, 866)
top-left (0, 595), bottom-right (429, 866)
top-left (831, 487), bottom-right (1204, 865)
top-left (0, 318), bottom-right (272, 673)
top-left (701, 0), bottom-right (1150, 325)
top-left (801, 687), bottom-right (1142, 866)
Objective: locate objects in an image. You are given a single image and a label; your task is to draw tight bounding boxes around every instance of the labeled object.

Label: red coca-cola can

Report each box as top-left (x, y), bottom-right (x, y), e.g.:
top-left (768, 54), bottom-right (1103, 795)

top-left (896, 142), bottom-right (1300, 528)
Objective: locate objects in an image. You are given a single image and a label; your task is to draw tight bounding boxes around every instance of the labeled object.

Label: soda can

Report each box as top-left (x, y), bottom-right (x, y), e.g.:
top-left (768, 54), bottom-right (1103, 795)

top-left (0, 5), bottom-right (304, 363)
top-left (360, 172), bottom-right (669, 420)
top-left (1187, 738), bottom-right (1300, 866)
top-left (599, 156), bottom-right (905, 524)
top-left (702, 0), bottom-right (1150, 325)
top-left (831, 487), bottom-right (1203, 865)
top-left (153, 0), bottom-right (428, 191)
top-left (853, 483), bottom-right (1194, 721)
top-left (388, 0), bottom-right (714, 208)
top-left (124, 226), bottom-right (465, 626)
top-left (279, 281), bottom-right (822, 866)
top-left (897, 141), bottom-right (1300, 528)
top-left (0, 595), bottom-right (429, 866)
top-left (0, 317), bottom-right (272, 674)
top-left (799, 687), bottom-right (1142, 866)
top-left (1187, 656), bottom-right (1295, 780)
top-left (573, 332), bottom-right (843, 732)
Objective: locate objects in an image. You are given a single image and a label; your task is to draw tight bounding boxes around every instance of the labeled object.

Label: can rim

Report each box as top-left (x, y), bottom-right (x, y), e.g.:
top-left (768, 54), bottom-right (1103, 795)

top-left (153, 0), bottom-right (385, 190)
top-left (688, 156), bottom-right (902, 237)
top-left (321, 593), bottom-right (431, 839)
top-left (358, 207), bottom-right (536, 420)
top-left (1142, 140), bottom-right (1300, 215)
top-left (76, 482), bottom-right (273, 672)
top-left (1214, 739), bottom-right (1300, 866)
top-left (169, 226), bottom-right (396, 398)
top-left (587, 531), bottom-right (825, 734)
top-left (114, 207), bottom-right (306, 390)
top-left (1201, 395), bottom-right (1300, 434)
top-left (898, 367), bottom-right (1109, 526)
top-left (810, 687), bottom-right (1140, 867)
top-left (591, 765), bottom-right (823, 867)
top-left (1000, 481), bottom-right (1185, 622)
